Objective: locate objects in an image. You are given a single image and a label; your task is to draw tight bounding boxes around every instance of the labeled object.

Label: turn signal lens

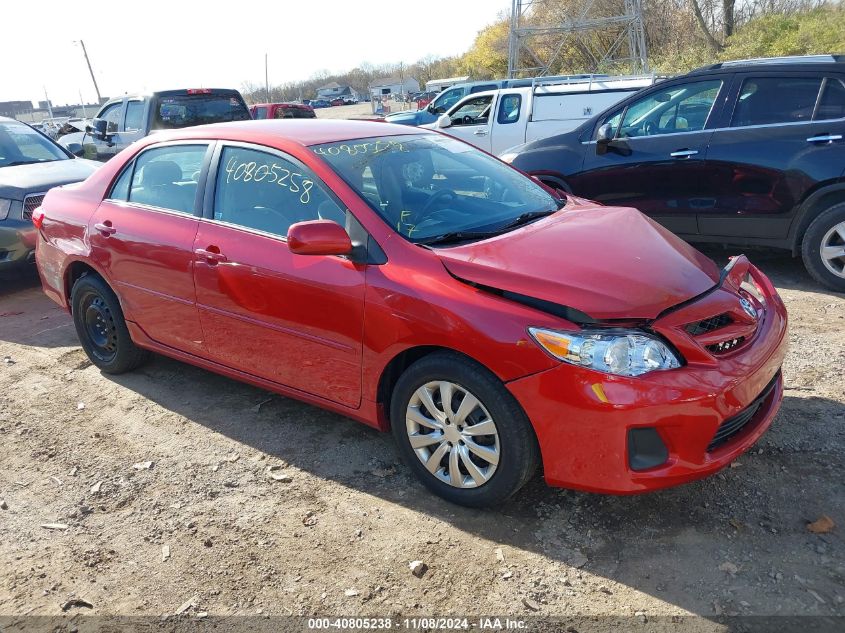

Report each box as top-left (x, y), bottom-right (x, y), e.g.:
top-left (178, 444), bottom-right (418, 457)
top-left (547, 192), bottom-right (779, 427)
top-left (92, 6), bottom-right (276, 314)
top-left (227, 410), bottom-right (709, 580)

top-left (31, 206), bottom-right (45, 230)
top-left (528, 327), bottom-right (682, 377)
top-left (0, 198), bottom-right (11, 221)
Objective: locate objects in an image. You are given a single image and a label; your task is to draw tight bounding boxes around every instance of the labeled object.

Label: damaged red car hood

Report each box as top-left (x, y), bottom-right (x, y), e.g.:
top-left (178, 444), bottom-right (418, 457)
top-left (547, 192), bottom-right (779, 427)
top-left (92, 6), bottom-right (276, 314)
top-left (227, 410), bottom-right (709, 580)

top-left (435, 204), bottom-right (721, 321)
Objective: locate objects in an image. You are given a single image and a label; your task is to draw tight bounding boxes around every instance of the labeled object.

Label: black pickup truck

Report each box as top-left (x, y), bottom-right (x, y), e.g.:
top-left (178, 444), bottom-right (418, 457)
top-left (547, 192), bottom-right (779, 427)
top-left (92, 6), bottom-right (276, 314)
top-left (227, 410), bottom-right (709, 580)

top-left (58, 89), bottom-right (251, 161)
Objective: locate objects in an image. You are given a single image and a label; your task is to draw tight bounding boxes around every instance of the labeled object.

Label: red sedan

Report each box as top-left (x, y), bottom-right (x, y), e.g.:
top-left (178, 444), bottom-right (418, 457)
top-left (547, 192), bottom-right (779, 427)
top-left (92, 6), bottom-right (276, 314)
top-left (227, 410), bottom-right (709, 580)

top-left (32, 120), bottom-right (788, 506)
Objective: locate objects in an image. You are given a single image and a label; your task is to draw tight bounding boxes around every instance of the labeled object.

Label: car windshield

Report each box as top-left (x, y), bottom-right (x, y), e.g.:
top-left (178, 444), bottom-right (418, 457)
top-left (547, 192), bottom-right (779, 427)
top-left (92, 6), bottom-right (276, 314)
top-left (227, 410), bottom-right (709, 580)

top-left (0, 121), bottom-right (68, 167)
top-left (152, 93), bottom-right (251, 130)
top-left (311, 134), bottom-right (560, 244)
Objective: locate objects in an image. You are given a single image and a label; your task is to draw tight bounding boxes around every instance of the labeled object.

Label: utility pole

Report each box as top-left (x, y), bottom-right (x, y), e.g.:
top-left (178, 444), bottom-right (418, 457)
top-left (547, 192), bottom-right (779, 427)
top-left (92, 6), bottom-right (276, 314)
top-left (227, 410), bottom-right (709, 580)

top-left (77, 40), bottom-right (102, 103)
top-left (43, 87), bottom-right (54, 120)
top-left (265, 53), bottom-right (270, 102)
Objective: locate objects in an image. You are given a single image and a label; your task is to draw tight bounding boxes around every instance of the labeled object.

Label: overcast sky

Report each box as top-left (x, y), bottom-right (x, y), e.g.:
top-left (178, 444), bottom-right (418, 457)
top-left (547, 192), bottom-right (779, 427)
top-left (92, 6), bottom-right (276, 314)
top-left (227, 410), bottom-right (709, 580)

top-left (1, 0), bottom-right (507, 106)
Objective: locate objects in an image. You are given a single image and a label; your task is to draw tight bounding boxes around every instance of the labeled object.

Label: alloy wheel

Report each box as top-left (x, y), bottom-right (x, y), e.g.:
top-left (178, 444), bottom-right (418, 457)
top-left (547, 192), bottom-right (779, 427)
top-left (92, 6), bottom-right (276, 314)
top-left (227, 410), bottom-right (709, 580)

top-left (820, 221), bottom-right (845, 278)
top-left (405, 380), bottom-right (500, 488)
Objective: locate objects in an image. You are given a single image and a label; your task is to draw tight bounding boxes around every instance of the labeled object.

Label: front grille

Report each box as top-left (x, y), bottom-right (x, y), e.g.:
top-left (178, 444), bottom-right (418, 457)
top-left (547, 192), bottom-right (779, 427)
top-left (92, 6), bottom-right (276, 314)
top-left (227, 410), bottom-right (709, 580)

top-left (707, 336), bottom-right (745, 354)
top-left (22, 193), bottom-right (46, 220)
top-left (686, 313), bottom-right (732, 336)
top-left (707, 372), bottom-right (780, 451)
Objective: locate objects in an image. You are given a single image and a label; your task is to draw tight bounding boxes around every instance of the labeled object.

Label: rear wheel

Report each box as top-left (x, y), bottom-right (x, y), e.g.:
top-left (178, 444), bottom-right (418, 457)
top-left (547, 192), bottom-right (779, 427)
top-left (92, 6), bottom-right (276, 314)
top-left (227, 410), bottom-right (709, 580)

top-left (801, 202), bottom-right (845, 291)
top-left (390, 352), bottom-right (539, 507)
top-left (70, 274), bottom-right (150, 374)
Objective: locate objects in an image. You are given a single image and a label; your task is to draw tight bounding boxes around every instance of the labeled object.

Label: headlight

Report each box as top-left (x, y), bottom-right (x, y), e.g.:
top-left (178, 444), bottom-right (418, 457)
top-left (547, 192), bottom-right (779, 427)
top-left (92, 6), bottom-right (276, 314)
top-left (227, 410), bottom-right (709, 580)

top-left (0, 198), bottom-right (12, 221)
top-left (528, 327), bottom-right (682, 377)
top-left (499, 152), bottom-right (518, 164)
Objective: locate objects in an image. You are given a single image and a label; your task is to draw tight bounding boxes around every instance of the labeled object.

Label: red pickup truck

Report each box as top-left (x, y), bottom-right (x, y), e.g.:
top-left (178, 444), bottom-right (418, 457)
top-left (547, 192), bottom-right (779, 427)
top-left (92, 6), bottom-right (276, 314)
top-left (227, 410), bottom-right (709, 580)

top-left (250, 102), bottom-right (316, 119)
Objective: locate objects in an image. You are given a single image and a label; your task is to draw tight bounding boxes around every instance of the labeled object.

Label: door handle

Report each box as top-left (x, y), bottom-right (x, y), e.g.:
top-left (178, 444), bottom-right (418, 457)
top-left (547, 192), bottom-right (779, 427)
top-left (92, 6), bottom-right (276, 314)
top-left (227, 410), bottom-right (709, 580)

top-left (473, 129), bottom-right (489, 136)
top-left (807, 134), bottom-right (843, 143)
top-left (669, 149), bottom-right (699, 158)
top-left (195, 248), bottom-right (227, 264)
top-left (94, 222), bottom-right (116, 236)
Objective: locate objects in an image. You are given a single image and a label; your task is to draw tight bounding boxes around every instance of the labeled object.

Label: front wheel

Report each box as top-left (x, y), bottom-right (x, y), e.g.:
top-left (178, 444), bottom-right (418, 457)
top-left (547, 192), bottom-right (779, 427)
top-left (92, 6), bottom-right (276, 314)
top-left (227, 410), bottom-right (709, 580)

top-left (801, 202), bottom-right (845, 292)
top-left (390, 352), bottom-right (539, 507)
top-left (71, 273), bottom-right (150, 374)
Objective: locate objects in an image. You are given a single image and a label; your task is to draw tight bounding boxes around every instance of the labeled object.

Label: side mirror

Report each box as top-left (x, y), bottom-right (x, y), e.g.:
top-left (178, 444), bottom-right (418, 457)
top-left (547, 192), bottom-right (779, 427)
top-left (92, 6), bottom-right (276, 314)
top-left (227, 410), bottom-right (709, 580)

top-left (91, 118), bottom-right (109, 141)
top-left (596, 123), bottom-right (614, 155)
top-left (287, 220), bottom-right (352, 256)
top-left (66, 142), bottom-right (84, 157)
top-left (436, 114), bottom-right (452, 129)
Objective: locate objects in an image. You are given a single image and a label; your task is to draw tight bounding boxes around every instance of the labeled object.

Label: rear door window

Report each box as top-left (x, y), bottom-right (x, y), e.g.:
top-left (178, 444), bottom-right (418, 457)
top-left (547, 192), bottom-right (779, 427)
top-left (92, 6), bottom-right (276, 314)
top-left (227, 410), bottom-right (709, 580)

top-left (814, 77), bottom-right (845, 121)
top-left (125, 145), bottom-right (208, 214)
top-left (497, 94), bottom-right (522, 124)
top-left (125, 101), bottom-right (145, 131)
top-left (153, 93), bottom-right (251, 129)
top-left (253, 107), bottom-right (268, 119)
top-left (731, 76), bottom-right (823, 127)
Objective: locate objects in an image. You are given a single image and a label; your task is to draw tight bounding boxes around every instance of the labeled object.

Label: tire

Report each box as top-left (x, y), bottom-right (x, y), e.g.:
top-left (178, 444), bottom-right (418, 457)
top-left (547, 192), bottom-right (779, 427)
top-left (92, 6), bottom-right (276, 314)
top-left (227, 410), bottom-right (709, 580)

top-left (801, 202), bottom-right (845, 292)
top-left (389, 352), bottom-right (540, 507)
top-left (70, 273), bottom-right (150, 374)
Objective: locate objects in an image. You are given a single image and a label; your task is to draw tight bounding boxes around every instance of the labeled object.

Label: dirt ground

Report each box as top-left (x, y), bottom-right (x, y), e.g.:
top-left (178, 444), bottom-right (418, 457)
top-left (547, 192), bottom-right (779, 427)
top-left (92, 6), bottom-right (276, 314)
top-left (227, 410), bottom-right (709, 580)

top-left (0, 245), bottom-right (843, 632)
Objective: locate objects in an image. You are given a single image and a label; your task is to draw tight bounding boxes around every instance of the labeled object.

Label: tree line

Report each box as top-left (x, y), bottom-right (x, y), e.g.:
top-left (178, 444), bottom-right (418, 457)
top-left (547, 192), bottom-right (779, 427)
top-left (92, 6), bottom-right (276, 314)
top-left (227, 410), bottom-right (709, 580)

top-left (241, 1), bottom-right (844, 104)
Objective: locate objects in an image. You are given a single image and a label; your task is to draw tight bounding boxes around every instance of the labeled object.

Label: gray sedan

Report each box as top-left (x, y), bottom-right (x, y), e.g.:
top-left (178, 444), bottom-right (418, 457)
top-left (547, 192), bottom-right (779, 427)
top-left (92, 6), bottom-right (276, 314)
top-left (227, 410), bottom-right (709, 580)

top-left (0, 116), bottom-right (100, 271)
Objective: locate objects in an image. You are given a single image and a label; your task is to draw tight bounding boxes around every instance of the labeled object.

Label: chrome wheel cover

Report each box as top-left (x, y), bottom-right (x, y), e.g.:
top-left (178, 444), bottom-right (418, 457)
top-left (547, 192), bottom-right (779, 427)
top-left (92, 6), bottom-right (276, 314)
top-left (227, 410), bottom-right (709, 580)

top-left (405, 381), bottom-right (500, 488)
top-left (820, 220), bottom-right (845, 278)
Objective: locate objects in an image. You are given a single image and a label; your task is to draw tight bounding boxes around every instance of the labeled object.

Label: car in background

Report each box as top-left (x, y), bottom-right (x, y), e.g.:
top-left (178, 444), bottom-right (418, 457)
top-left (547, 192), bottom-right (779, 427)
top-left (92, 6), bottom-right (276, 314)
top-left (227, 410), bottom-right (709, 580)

top-left (0, 116), bottom-right (99, 271)
top-left (343, 97), bottom-right (359, 105)
top-left (311, 99), bottom-right (331, 109)
top-left (330, 98), bottom-right (346, 106)
top-left (504, 55), bottom-right (845, 291)
top-left (250, 102), bottom-right (316, 119)
top-left (386, 75), bottom-right (603, 127)
top-left (425, 75), bottom-right (655, 156)
top-left (415, 92), bottom-right (437, 109)
top-left (58, 89), bottom-right (251, 161)
top-left (34, 119), bottom-right (786, 507)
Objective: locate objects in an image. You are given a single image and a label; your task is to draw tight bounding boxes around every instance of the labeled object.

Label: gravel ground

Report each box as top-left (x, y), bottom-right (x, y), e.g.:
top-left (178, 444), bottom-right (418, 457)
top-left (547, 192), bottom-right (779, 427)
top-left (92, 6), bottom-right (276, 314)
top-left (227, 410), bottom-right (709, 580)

top-left (0, 245), bottom-right (843, 633)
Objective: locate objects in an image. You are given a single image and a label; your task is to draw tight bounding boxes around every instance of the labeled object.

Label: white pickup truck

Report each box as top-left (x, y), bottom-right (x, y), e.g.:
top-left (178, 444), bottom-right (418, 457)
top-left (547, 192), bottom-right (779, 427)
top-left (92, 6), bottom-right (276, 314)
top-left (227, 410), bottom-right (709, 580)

top-left (424, 75), bottom-right (659, 156)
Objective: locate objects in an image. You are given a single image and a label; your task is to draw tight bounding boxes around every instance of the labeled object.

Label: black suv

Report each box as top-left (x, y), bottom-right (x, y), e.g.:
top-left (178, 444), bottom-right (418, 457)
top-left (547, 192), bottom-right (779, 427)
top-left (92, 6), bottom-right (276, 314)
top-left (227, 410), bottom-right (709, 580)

top-left (504, 55), bottom-right (845, 291)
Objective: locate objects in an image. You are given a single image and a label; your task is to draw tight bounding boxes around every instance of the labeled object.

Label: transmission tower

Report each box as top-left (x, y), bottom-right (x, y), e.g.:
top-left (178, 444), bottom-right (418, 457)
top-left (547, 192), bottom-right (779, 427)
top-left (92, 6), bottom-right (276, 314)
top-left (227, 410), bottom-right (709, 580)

top-left (507, 0), bottom-right (649, 78)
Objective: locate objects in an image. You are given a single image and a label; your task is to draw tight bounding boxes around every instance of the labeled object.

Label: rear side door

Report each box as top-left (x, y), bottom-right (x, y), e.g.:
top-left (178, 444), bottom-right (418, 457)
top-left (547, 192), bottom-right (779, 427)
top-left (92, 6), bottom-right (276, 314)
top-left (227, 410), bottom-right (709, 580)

top-left (700, 71), bottom-right (845, 240)
top-left (572, 77), bottom-right (728, 236)
top-left (443, 94), bottom-right (495, 152)
top-left (89, 142), bottom-right (211, 353)
top-left (490, 92), bottom-right (526, 155)
top-left (192, 143), bottom-right (366, 408)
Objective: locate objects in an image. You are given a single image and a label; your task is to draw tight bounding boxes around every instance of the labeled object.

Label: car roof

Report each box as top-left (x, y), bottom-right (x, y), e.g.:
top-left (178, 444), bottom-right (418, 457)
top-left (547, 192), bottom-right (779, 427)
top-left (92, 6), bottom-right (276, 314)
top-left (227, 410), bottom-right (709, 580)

top-left (688, 54), bottom-right (845, 75)
top-left (148, 119), bottom-right (432, 147)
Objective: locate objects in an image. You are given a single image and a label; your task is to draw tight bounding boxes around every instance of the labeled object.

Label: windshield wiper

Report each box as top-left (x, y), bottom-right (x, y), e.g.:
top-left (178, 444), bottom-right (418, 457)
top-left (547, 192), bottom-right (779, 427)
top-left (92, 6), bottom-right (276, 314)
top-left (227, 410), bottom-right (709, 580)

top-left (417, 230), bottom-right (503, 247)
top-left (494, 209), bottom-right (557, 232)
top-left (419, 209), bottom-right (560, 247)
top-left (4, 160), bottom-right (41, 167)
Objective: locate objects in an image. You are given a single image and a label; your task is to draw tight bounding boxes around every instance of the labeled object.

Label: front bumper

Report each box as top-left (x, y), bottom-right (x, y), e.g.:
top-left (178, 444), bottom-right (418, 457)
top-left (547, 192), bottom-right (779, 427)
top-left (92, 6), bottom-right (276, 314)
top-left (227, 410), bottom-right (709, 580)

top-left (0, 219), bottom-right (37, 270)
top-left (507, 256), bottom-right (788, 494)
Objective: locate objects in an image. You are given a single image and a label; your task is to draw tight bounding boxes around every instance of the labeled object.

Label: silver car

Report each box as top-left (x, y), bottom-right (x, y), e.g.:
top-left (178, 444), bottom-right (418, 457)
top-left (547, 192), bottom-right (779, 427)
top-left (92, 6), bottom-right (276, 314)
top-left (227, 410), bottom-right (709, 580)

top-left (0, 116), bottom-right (100, 271)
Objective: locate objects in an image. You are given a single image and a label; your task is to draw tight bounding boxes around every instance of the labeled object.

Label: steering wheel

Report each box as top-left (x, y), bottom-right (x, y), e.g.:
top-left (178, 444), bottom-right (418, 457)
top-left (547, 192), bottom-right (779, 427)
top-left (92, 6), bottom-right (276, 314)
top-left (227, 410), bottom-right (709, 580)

top-left (462, 115), bottom-right (474, 125)
top-left (421, 189), bottom-right (458, 216)
top-left (643, 120), bottom-right (657, 136)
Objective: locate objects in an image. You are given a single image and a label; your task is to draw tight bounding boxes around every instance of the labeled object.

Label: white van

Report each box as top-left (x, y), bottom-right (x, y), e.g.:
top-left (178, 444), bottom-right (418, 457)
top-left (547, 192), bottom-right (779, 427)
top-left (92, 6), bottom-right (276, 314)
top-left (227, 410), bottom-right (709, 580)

top-left (424, 75), bottom-right (660, 156)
